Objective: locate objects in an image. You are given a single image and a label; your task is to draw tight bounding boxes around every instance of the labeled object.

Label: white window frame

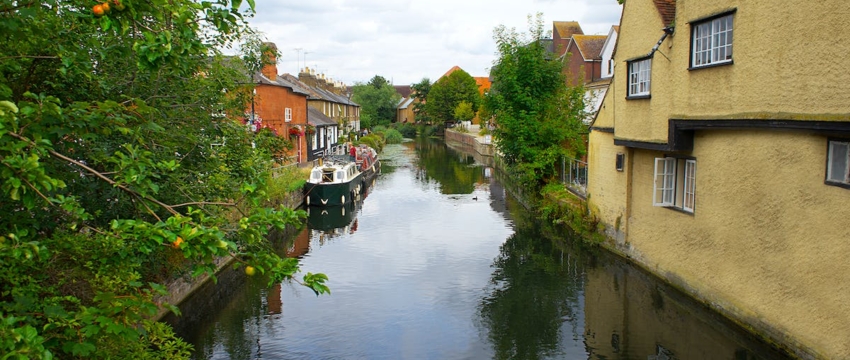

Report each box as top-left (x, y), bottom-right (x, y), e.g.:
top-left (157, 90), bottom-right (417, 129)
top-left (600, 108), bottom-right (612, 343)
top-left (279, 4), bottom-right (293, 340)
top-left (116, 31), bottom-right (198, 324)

top-left (683, 160), bottom-right (697, 212)
top-left (653, 158), bottom-right (676, 206)
top-left (827, 140), bottom-right (850, 186)
top-left (653, 157), bottom-right (697, 213)
top-left (691, 14), bottom-right (734, 68)
top-left (285, 108), bottom-right (292, 122)
top-left (627, 58), bottom-right (651, 97)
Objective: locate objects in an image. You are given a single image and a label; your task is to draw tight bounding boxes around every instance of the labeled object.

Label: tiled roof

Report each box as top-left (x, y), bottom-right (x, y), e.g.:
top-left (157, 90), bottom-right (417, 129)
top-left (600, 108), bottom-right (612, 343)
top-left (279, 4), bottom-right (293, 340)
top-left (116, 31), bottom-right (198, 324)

top-left (652, 0), bottom-right (676, 26)
top-left (394, 85), bottom-right (412, 98)
top-left (307, 107), bottom-right (337, 127)
top-left (585, 77), bottom-right (612, 89)
top-left (553, 21), bottom-right (584, 39)
top-left (474, 77), bottom-right (491, 95)
top-left (397, 97), bottom-right (415, 109)
top-left (280, 73), bottom-right (358, 106)
top-left (573, 35), bottom-right (607, 61)
top-left (440, 65), bottom-right (462, 80)
top-left (254, 73), bottom-right (311, 96)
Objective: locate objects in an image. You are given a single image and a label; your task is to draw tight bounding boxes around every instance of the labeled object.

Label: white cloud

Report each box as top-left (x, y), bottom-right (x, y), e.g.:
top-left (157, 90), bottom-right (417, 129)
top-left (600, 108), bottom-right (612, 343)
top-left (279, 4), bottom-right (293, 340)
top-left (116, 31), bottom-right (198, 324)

top-left (244, 0), bottom-right (622, 86)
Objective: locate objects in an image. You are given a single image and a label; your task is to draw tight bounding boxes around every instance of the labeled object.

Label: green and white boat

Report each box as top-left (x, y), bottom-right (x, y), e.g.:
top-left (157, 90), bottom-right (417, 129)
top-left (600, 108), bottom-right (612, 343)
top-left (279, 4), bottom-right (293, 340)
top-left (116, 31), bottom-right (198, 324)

top-left (303, 155), bottom-right (364, 206)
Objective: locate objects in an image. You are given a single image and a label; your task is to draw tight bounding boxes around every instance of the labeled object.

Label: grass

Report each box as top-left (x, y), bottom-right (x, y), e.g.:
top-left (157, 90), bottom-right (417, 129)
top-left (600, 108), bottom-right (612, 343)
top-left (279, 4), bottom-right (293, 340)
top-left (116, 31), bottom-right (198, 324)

top-left (267, 165), bottom-right (311, 204)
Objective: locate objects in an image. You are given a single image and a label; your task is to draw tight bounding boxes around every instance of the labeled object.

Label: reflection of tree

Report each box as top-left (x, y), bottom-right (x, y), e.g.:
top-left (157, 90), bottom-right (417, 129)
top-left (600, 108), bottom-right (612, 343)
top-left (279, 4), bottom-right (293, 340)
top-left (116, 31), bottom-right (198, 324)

top-left (415, 137), bottom-right (484, 194)
top-left (478, 216), bottom-right (587, 360)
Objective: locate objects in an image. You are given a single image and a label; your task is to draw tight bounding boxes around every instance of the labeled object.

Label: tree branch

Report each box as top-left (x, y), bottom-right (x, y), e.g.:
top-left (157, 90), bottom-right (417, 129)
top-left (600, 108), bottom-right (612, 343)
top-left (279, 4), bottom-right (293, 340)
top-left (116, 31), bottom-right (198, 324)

top-left (7, 132), bottom-right (179, 216)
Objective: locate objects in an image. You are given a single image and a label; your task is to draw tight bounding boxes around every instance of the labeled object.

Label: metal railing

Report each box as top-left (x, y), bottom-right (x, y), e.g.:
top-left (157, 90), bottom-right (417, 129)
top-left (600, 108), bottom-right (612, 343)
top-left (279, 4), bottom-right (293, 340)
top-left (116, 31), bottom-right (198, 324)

top-left (270, 162), bottom-right (299, 179)
top-left (560, 157), bottom-right (587, 197)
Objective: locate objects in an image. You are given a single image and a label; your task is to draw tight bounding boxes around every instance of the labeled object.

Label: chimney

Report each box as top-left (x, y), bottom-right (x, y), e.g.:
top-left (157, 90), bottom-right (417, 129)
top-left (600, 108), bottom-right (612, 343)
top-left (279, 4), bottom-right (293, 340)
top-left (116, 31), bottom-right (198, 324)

top-left (261, 42), bottom-right (278, 80)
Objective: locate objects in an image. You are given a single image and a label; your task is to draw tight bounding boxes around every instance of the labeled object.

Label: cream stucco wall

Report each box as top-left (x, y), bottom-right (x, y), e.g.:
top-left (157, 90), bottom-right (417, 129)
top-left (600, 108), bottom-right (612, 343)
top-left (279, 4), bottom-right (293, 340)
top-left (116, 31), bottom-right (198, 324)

top-left (611, 0), bottom-right (674, 143)
top-left (615, 1), bottom-right (850, 145)
top-left (588, 1), bottom-right (850, 357)
top-left (588, 129), bottom-right (628, 243)
top-left (624, 131), bottom-right (850, 357)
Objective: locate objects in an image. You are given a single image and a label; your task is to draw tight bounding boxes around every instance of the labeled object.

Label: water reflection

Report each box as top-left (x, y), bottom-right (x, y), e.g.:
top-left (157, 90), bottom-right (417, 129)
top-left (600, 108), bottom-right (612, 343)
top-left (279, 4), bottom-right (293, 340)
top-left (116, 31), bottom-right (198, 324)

top-left (166, 138), bottom-right (790, 360)
top-left (412, 137), bottom-right (485, 194)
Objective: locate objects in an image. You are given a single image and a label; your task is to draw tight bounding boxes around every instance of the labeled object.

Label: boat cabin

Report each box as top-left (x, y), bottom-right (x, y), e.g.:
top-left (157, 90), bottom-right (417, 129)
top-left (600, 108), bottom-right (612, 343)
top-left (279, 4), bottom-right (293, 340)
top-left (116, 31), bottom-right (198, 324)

top-left (309, 162), bottom-right (359, 184)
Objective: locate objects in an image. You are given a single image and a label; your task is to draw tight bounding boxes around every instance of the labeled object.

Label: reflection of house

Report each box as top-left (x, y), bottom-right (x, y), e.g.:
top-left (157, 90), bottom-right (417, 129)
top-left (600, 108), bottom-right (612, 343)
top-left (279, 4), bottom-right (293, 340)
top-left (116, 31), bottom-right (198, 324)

top-left (250, 43), bottom-right (310, 163)
top-left (584, 259), bottom-right (783, 359)
top-left (587, 0), bottom-right (850, 357)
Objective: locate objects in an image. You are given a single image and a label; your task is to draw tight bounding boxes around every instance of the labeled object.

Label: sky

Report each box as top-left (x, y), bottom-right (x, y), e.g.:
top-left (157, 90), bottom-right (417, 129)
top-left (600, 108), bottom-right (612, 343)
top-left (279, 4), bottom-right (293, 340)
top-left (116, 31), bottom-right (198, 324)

top-left (243, 0), bottom-right (623, 86)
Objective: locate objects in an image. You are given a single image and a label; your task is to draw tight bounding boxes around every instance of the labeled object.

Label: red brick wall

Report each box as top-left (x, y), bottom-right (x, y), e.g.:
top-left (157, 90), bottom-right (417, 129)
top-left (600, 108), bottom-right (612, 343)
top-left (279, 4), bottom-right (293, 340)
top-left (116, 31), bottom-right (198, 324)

top-left (563, 42), bottom-right (601, 86)
top-left (252, 84), bottom-right (309, 163)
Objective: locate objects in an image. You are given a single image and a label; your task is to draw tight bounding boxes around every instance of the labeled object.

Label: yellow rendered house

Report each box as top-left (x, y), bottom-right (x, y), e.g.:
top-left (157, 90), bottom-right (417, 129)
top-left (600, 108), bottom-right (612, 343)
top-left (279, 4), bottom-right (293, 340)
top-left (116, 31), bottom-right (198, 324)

top-left (587, 0), bottom-right (850, 357)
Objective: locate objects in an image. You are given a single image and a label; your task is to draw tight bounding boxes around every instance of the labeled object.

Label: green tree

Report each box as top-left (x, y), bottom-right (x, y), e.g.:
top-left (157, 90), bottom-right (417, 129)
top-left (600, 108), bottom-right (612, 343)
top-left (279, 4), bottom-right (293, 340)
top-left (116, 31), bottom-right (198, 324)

top-left (485, 14), bottom-right (587, 189)
top-left (410, 78), bottom-right (432, 124)
top-left (453, 101), bottom-right (476, 123)
top-left (0, 1), bottom-right (326, 358)
top-left (351, 75), bottom-right (400, 128)
top-left (427, 69), bottom-right (480, 124)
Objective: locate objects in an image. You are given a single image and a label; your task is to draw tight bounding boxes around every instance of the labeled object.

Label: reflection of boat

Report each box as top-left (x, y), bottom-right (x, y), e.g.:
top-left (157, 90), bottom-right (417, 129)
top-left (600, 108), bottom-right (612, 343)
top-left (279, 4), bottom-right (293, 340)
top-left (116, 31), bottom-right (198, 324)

top-left (306, 201), bottom-right (358, 232)
top-left (304, 145), bottom-right (380, 206)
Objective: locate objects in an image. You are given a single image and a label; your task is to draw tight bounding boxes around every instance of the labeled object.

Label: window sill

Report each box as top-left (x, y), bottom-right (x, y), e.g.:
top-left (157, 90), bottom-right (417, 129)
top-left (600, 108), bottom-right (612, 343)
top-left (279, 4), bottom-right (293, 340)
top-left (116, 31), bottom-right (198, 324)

top-left (688, 60), bottom-right (733, 71)
top-left (825, 180), bottom-right (850, 190)
top-left (626, 95), bottom-right (651, 100)
top-left (660, 206), bottom-right (695, 216)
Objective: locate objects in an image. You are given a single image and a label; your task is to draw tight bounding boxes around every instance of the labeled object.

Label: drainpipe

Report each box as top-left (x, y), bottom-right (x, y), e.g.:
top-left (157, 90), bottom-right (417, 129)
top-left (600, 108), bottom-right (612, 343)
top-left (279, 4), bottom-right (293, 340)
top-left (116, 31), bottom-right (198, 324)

top-left (647, 26), bottom-right (675, 58)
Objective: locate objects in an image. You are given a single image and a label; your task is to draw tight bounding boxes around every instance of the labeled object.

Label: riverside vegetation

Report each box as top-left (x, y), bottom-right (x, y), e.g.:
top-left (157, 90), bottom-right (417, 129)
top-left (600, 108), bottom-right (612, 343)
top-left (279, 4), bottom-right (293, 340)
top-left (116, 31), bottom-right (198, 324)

top-left (0, 1), bottom-right (329, 358)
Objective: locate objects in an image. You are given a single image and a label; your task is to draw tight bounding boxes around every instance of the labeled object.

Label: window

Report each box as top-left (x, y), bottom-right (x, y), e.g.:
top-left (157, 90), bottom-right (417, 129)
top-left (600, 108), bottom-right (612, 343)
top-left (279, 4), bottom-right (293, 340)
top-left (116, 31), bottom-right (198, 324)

top-left (653, 157), bottom-right (697, 213)
top-left (616, 153), bottom-right (625, 172)
top-left (608, 60), bottom-right (613, 75)
top-left (627, 58), bottom-right (651, 97)
top-left (827, 140), bottom-right (850, 186)
top-left (285, 108), bottom-right (292, 122)
top-left (691, 13), bottom-right (734, 68)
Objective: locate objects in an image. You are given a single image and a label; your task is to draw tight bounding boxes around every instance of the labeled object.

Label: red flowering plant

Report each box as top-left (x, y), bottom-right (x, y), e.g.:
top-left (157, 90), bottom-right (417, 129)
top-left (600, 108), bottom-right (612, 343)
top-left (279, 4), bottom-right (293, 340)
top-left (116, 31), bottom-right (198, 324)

top-left (305, 124), bottom-right (316, 135)
top-left (289, 126), bottom-right (302, 137)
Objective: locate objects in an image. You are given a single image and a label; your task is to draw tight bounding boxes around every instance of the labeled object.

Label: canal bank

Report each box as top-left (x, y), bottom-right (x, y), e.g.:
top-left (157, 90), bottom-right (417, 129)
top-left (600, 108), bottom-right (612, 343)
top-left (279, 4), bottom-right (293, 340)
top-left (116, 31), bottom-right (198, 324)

top-left (153, 190), bottom-right (305, 320)
top-left (443, 127), bottom-right (799, 358)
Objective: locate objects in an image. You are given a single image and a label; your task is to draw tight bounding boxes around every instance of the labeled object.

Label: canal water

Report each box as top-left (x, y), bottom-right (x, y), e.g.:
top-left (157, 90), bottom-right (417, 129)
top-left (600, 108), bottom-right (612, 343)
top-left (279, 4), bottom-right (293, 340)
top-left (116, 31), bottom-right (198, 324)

top-left (166, 138), bottom-right (791, 360)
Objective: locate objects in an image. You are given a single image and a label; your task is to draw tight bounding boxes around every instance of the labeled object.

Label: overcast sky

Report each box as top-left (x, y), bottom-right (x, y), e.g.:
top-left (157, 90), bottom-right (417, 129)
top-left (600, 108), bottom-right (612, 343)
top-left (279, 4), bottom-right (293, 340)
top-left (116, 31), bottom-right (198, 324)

top-left (243, 0), bottom-right (622, 86)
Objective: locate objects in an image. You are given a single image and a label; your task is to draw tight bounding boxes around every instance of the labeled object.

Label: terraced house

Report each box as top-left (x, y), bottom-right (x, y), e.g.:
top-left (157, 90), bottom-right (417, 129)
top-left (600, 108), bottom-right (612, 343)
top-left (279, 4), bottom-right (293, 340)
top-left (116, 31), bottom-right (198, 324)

top-left (587, 0), bottom-right (850, 357)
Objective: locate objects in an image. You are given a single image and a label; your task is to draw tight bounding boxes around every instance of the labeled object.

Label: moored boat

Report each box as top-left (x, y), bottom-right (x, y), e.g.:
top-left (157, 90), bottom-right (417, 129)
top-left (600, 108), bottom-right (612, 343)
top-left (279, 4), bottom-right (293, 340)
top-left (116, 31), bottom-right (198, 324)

top-left (303, 144), bottom-right (381, 207)
top-left (304, 155), bottom-right (363, 206)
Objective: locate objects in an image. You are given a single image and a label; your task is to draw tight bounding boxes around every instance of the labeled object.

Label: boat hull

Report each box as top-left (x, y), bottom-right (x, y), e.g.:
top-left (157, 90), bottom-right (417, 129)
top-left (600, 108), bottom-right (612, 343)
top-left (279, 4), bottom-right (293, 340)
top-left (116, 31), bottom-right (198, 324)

top-left (304, 172), bottom-right (363, 206)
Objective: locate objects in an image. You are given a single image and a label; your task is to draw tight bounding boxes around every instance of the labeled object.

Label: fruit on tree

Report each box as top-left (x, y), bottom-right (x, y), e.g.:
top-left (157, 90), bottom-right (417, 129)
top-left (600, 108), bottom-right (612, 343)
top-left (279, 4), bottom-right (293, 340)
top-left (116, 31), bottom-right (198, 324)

top-left (112, 0), bottom-right (125, 11)
top-left (245, 266), bottom-right (256, 276)
top-left (92, 4), bottom-right (104, 16)
top-left (172, 236), bottom-right (183, 248)
top-left (101, 1), bottom-right (110, 12)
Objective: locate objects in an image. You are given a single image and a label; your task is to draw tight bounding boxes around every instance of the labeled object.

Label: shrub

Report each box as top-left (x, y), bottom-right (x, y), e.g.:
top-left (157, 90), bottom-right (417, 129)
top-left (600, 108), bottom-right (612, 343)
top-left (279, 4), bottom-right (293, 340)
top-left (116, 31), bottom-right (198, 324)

top-left (358, 134), bottom-right (386, 152)
top-left (384, 128), bottom-right (403, 144)
top-left (393, 123), bottom-right (418, 138)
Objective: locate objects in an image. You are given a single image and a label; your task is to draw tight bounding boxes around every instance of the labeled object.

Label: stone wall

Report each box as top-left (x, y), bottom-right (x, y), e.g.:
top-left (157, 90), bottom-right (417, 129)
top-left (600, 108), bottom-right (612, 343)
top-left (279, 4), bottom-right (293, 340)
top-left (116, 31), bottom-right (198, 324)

top-left (154, 190), bottom-right (304, 320)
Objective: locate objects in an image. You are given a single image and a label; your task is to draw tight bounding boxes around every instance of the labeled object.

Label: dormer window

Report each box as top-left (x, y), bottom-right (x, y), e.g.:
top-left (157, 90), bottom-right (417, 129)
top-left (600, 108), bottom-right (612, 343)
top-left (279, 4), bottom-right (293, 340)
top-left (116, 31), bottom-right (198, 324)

top-left (691, 12), bottom-right (734, 68)
top-left (627, 58), bottom-right (651, 98)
